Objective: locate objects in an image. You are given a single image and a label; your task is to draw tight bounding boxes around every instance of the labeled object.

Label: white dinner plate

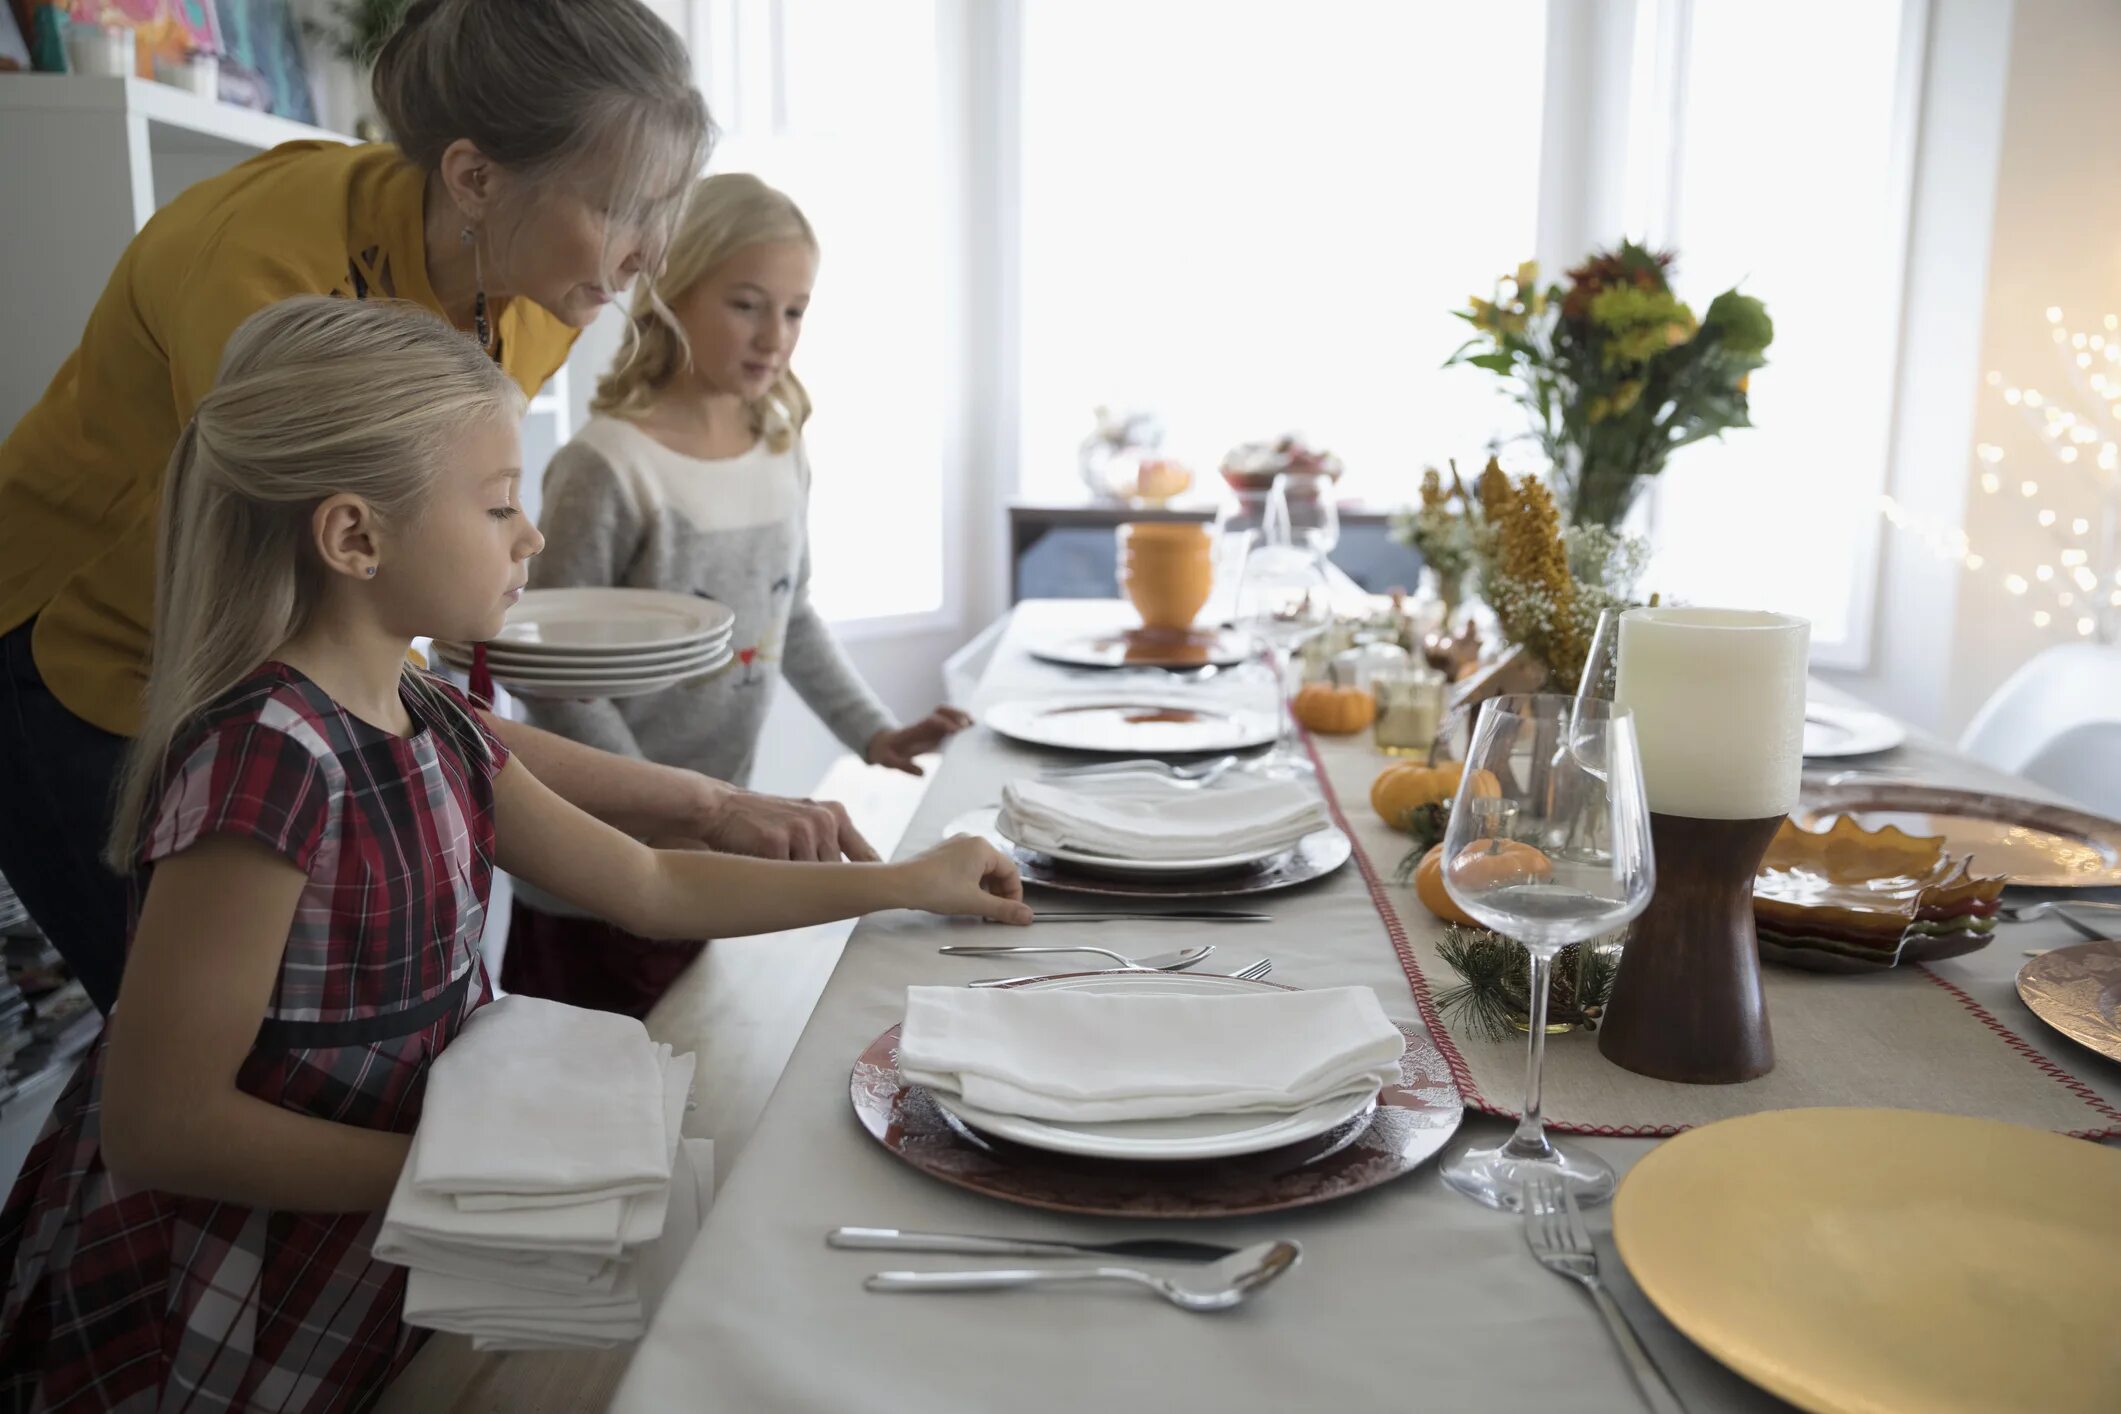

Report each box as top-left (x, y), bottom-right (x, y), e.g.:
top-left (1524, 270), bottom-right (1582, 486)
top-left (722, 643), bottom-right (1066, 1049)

top-left (984, 696), bottom-right (1278, 754)
top-left (925, 972), bottom-right (1381, 1162)
top-left (435, 630), bottom-right (732, 672)
top-left (487, 589), bottom-right (736, 653)
top-left (490, 649), bottom-right (734, 700)
top-left (445, 645), bottom-right (730, 683)
top-left (987, 807), bottom-right (1319, 877)
top-left (1803, 701), bottom-right (1905, 758)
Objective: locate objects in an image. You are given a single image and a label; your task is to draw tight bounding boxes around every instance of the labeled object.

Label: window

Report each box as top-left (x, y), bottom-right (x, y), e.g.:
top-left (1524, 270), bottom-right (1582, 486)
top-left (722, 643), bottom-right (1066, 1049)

top-left (1015, 0), bottom-right (1549, 506)
top-left (693, 0), bottom-right (950, 624)
top-left (1640, 0), bottom-right (1918, 663)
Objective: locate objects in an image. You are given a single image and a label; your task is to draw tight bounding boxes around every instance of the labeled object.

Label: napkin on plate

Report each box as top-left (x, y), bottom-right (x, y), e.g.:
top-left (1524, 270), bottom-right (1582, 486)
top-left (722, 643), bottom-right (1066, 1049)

top-left (997, 774), bottom-right (1329, 861)
top-left (896, 984), bottom-right (1405, 1123)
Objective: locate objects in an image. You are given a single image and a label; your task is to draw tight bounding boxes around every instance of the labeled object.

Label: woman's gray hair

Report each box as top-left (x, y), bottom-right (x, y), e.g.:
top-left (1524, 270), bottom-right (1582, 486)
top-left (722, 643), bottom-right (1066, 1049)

top-left (372, 0), bottom-right (714, 274)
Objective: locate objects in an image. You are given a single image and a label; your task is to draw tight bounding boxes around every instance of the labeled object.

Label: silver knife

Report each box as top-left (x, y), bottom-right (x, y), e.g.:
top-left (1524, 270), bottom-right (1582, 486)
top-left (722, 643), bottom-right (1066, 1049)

top-left (1027, 910), bottom-right (1271, 923)
top-left (827, 1227), bottom-right (1237, 1262)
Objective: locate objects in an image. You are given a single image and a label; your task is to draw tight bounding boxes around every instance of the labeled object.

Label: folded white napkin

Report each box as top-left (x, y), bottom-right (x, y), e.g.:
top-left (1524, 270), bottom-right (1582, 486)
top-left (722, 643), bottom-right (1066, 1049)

top-left (405, 1137), bottom-right (714, 1353)
top-left (896, 984), bottom-right (1405, 1123)
top-left (376, 1049), bottom-right (694, 1281)
top-left (997, 775), bottom-right (1328, 861)
top-left (412, 995), bottom-right (673, 1206)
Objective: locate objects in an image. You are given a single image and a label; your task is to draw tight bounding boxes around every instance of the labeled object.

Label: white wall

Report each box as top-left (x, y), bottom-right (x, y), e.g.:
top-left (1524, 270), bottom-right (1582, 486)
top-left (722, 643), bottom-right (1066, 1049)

top-left (1824, 0), bottom-right (2121, 736)
top-left (1940, 0), bottom-right (2121, 730)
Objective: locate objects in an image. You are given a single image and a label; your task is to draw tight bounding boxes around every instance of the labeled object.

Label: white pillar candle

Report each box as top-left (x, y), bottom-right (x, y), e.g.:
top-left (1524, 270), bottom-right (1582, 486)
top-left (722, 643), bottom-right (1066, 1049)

top-left (1614, 608), bottom-right (1810, 820)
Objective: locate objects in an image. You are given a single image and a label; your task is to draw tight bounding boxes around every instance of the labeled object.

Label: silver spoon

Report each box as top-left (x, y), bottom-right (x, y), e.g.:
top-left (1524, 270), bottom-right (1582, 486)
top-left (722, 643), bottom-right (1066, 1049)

top-left (940, 942), bottom-right (1213, 969)
top-left (862, 1238), bottom-right (1301, 1312)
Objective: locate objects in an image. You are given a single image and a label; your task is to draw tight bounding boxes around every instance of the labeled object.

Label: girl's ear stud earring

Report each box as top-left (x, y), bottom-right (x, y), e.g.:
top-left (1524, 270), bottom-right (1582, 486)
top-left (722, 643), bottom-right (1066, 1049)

top-left (366, 566), bottom-right (378, 578)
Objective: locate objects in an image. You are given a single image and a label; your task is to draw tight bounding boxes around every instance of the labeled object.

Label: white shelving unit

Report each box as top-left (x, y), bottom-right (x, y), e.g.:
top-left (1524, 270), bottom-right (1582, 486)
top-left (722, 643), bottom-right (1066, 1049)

top-left (0, 75), bottom-right (353, 429)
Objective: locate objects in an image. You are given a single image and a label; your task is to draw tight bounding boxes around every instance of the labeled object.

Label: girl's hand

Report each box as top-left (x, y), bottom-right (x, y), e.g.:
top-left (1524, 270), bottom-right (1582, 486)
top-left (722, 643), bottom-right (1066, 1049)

top-left (897, 835), bottom-right (1032, 925)
top-left (866, 706), bottom-right (975, 776)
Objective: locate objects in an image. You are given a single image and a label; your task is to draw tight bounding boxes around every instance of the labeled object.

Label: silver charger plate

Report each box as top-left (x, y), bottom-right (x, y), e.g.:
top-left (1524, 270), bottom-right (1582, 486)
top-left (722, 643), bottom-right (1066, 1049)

top-left (946, 807), bottom-right (1352, 898)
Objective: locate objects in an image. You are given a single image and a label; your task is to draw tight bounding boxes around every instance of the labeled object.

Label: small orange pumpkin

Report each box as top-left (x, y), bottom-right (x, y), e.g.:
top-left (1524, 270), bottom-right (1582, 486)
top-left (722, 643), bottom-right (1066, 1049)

top-left (1412, 844), bottom-right (1477, 924)
top-left (1413, 839), bottom-right (1553, 924)
top-left (1292, 682), bottom-right (1376, 734)
top-left (1370, 761), bottom-right (1502, 830)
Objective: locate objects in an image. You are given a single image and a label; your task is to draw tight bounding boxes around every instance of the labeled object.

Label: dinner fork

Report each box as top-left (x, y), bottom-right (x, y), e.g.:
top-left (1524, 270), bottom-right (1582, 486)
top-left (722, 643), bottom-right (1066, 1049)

top-left (968, 957), bottom-right (1271, 988)
top-left (1037, 755), bottom-right (1241, 787)
top-left (1522, 1176), bottom-right (1687, 1414)
top-left (1996, 900), bottom-right (2120, 939)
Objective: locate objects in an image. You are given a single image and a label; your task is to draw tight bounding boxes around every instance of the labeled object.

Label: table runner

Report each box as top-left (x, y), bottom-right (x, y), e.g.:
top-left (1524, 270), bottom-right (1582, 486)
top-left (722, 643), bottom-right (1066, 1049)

top-left (1306, 727), bottom-right (2121, 1138)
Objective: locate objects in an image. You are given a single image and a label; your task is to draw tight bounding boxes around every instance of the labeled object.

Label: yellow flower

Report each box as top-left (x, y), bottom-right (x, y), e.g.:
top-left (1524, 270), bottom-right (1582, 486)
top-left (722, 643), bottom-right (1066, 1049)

top-left (1587, 395), bottom-right (1611, 425)
top-left (1514, 260), bottom-right (1539, 292)
top-left (1610, 380), bottom-right (1645, 417)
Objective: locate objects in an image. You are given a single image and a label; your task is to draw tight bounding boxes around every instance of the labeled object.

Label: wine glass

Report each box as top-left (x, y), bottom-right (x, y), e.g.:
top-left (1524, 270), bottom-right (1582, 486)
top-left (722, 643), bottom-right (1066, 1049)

top-left (1234, 543), bottom-right (1331, 776)
top-left (1268, 470), bottom-right (1340, 558)
top-left (1437, 693), bottom-right (1655, 1210)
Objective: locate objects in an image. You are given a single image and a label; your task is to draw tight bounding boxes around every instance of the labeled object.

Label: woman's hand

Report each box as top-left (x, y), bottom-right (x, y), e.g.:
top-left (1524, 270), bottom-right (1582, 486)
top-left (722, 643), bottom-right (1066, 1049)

top-left (896, 835), bottom-right (1032, 925)
top-left (866, 706), bottom-right (975, 776)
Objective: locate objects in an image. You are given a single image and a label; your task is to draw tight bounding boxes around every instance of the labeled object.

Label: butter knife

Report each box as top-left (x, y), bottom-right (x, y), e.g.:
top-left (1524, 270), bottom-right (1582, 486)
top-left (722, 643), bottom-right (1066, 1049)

top-left (827, 1227), bottom-right (1236, 1262)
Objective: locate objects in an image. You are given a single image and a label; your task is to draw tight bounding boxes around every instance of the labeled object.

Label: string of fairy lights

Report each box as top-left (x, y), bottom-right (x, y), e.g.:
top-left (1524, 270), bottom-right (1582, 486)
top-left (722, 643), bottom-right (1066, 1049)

top-left (1878, 306), bottom-right (2121, 642)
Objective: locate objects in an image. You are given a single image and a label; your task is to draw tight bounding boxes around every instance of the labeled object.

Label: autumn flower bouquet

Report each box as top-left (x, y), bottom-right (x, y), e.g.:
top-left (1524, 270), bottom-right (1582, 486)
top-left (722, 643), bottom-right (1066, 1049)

top-left (1450, 242), bottom-right (1773, 529)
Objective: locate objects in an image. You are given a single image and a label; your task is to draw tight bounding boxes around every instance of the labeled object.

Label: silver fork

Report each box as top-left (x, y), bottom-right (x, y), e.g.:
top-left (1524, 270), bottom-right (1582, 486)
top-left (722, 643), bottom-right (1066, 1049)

top-left (1038, 755), bottom-right (1241, 787)
top-left (1523, 1176), bottom-right (1686, 1414)
top-left (969, 957), bottom-right (1270, 989)
top-left (1996, 900), bottom-right (2118, 939)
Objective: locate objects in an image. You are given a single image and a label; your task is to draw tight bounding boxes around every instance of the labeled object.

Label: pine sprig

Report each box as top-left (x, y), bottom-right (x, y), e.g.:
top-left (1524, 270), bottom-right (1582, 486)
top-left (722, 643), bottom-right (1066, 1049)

top-left (1432, 925), bottom-right (1619, 1043)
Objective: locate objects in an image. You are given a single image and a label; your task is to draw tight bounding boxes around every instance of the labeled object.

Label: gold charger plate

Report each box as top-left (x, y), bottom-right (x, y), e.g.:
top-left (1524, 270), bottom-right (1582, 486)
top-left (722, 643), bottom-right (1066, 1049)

top-left (1615, 1108), bottom-right (2121, 1414)
top-left (2018, 940), bottom-right (2121, 1065)
top-left (1794, 781), bottom-right (2121, 889)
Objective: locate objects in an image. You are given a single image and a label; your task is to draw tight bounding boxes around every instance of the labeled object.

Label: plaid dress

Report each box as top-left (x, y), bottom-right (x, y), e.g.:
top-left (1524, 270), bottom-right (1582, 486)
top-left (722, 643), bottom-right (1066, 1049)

top-left (0, 663), bottom-right (507, 1412)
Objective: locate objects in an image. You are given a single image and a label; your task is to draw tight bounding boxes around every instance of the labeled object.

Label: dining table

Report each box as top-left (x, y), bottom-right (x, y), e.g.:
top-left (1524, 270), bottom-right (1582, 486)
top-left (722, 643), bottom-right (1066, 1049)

top-left (611, 598), bottom-right (2121, 1414)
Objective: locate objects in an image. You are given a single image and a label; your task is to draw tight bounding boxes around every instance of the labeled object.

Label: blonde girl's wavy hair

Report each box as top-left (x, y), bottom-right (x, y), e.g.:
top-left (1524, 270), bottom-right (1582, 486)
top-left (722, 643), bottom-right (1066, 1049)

top-left (106, 297), bottom-right (525, 869)
top-left (592, 173), bottom-right (817, 452)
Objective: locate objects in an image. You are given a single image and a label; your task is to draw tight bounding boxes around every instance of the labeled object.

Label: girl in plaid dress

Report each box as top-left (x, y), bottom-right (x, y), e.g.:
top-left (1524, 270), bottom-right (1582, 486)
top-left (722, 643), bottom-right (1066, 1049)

top-left (0, 299), bottom-right (1027, 1412)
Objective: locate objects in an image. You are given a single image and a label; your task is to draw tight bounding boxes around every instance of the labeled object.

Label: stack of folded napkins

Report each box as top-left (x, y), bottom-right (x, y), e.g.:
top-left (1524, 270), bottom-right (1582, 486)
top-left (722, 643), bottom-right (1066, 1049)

top-left (997, 774), bottom-right (1329, 862)
top-left (896, 984), bottom-right (1405, 1123)
top-left (375, 995), bottom-right (711, 1351)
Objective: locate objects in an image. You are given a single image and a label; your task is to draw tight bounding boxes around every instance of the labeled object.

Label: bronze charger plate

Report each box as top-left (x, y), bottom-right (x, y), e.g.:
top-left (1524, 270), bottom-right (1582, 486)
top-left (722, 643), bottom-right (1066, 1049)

top-left (1794, 780), bottom-right (2121, 889)
top-left (849, 979), bottom-right (1462, 1219)
top-left (2017, 940), bottom-right (2121, 1065)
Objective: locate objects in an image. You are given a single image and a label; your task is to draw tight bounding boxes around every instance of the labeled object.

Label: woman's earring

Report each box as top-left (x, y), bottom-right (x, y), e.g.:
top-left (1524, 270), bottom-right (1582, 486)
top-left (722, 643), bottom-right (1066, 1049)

top-left (365, 566), bottom-right (378, 578)
top-left (461, 224), bottom-right (491, 354)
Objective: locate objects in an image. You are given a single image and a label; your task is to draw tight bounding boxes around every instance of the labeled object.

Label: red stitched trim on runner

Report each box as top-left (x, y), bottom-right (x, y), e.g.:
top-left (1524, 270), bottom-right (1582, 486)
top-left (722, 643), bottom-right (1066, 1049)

top-left (1303, 725), bottom-right (2121, 1142)
top-left (1915, 965), bottom-right (2121, 1140)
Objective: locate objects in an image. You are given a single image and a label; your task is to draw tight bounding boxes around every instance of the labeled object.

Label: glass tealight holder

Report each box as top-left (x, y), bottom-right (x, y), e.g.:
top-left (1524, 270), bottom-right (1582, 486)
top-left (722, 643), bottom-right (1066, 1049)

top-left (1372, 664), bottom-right (1446, 757)
top-left (1330, 640), bottom-right (1411, 694)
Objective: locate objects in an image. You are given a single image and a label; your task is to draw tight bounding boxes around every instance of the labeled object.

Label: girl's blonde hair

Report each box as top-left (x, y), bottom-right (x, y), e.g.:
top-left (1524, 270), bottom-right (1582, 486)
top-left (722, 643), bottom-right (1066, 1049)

top-left (592, 173), bottom-right (817, 452)
top-left (373, 0), bottom-right (715, 306)
top-left (106, 297), bottom-right (525, 869)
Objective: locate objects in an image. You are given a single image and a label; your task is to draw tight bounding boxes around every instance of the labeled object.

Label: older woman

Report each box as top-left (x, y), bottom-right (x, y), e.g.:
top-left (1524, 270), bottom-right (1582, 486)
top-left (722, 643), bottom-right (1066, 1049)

top-left (0, 0), bottom-right (870, 1015)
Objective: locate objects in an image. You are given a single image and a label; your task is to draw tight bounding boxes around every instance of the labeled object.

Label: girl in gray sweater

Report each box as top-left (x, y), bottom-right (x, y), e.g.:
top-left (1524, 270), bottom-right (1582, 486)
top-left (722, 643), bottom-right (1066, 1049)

top-left (502, 174), bottom-right (970, 1015)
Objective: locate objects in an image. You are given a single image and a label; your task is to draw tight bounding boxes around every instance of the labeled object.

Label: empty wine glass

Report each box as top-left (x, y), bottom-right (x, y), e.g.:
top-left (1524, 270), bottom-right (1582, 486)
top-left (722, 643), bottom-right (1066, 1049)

top-left (1437, 693), bottom-right (1655, 1210)
top-left (1235, 543), bottom-right (1331, 776)
top-left (1267, 471), bottom-right (1339, 558)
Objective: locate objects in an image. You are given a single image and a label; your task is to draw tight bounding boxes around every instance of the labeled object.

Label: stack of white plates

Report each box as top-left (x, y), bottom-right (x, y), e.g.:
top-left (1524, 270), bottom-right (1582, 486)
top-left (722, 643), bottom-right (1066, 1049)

top-left (434, 589), bottom-right (736, 700)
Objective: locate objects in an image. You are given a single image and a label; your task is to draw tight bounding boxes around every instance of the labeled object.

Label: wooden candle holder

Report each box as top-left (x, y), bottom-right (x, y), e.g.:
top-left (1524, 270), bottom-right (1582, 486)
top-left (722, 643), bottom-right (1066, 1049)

top-left (1598, 812), bottom-right (1782, 1085)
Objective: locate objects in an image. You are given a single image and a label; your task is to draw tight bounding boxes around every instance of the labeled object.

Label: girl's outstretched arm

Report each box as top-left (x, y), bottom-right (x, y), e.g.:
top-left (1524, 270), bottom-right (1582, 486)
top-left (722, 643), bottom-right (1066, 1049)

top-left (102, 836), bottom-right (415, 1212)
top-left (491, 756), bottom-right (1031, 939)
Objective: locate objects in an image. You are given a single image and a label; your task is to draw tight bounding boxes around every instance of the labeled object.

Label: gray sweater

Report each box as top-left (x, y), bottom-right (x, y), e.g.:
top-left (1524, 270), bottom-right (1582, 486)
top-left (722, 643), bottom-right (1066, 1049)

top-left (522, 415), bottom-right (896, 790)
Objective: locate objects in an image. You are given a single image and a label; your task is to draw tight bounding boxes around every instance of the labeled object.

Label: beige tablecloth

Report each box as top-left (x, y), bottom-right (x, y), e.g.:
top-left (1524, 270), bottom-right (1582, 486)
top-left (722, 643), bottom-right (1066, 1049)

top-left (614, 601), bottom-right (2121, 1414)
